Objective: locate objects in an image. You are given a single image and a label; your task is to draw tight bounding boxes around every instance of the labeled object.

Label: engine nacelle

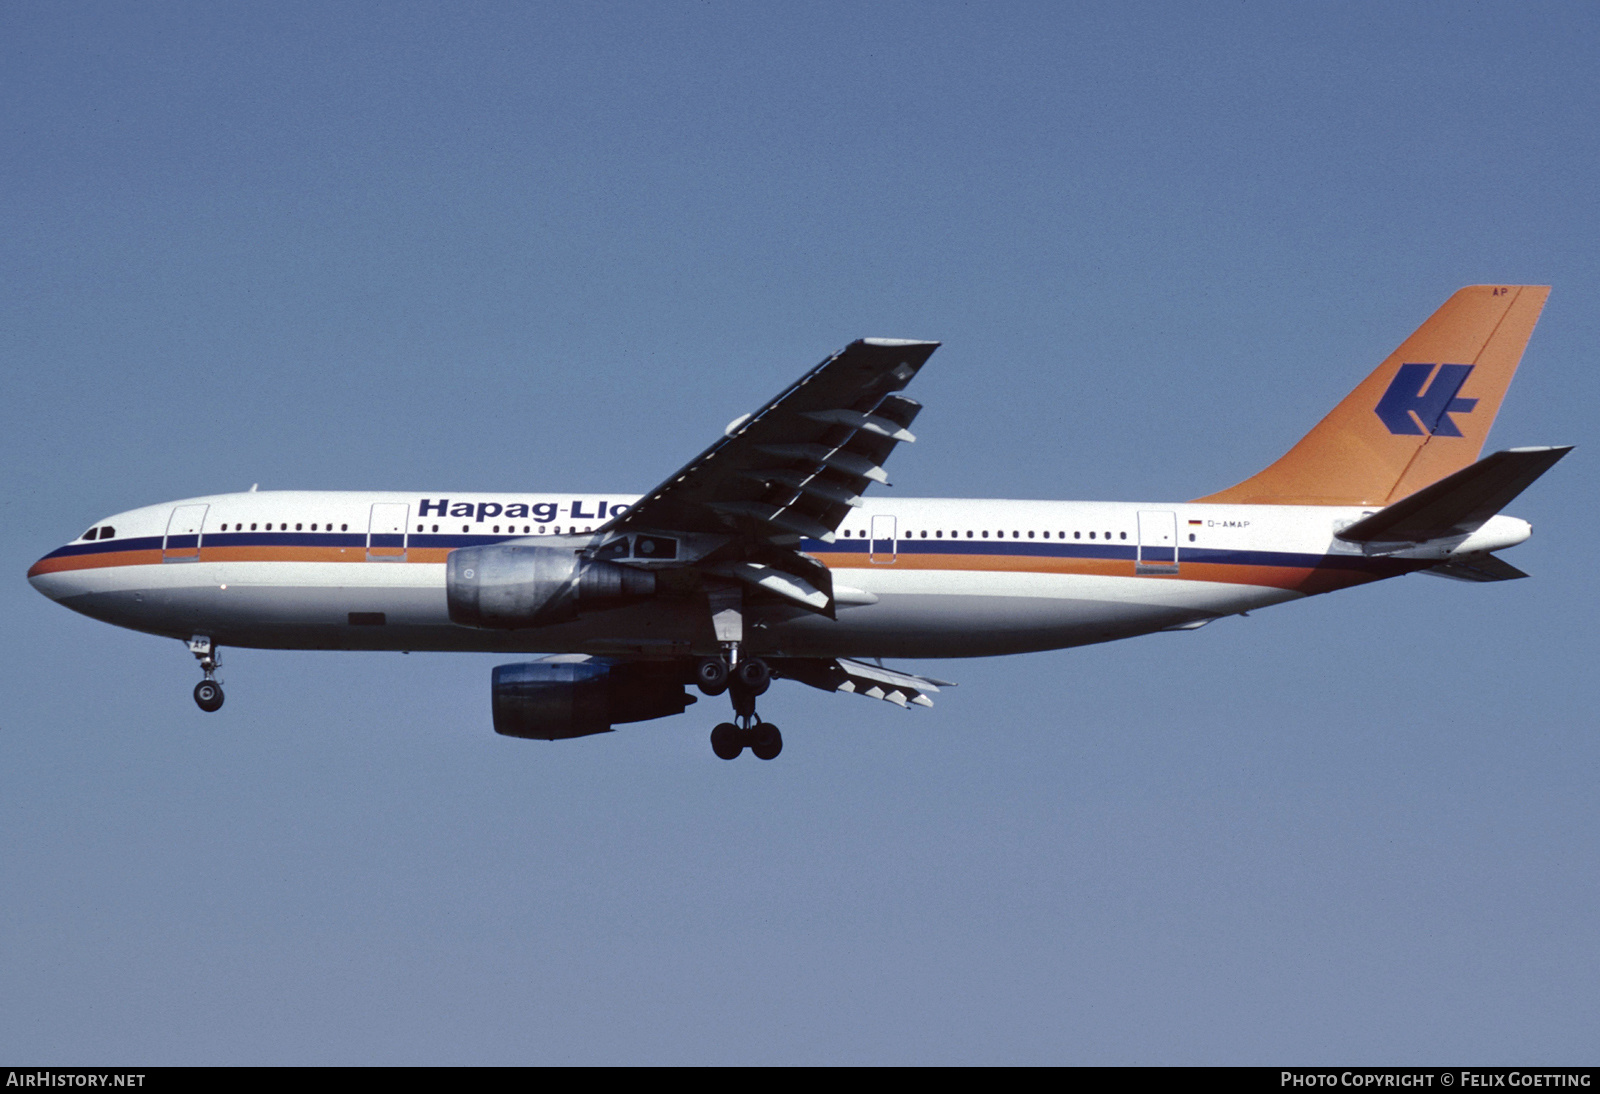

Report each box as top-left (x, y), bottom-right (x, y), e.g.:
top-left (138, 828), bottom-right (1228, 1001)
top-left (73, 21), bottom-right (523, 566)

top-left (491, 656), bottom-right (695, 740)
top-left (446, 544), bottom-right (656, 629)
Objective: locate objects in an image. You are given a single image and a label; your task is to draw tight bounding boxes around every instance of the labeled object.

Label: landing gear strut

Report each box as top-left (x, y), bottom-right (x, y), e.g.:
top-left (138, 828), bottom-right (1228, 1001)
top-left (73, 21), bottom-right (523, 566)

top-left (188, 635), bottom-right (224, 713)
top-left (699, 584), bottom-right (782, 760)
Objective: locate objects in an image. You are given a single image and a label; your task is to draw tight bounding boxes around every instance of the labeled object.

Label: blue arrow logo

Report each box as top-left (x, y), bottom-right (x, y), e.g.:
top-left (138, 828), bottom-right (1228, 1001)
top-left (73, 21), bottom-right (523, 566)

top-left (1374, 363), bottom-right (1478, 436)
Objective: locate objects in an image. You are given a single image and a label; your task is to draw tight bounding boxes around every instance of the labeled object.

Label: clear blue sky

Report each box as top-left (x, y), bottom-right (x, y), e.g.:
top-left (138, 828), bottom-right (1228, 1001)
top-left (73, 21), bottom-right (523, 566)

top-left (2, 2), bottom-right (1596, 1064)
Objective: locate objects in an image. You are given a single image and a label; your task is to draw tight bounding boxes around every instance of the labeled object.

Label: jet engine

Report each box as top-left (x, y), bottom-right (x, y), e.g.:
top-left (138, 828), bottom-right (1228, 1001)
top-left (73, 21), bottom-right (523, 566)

top-left (491, 656), bottom-right (695, 740)
top-left (446, 544), bottom-right (656, 629)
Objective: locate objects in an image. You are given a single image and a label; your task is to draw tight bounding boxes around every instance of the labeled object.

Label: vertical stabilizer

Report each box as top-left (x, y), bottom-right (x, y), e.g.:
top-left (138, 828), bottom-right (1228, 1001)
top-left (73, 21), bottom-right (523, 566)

top-left (1197, 285), bottom-right (1549, 506)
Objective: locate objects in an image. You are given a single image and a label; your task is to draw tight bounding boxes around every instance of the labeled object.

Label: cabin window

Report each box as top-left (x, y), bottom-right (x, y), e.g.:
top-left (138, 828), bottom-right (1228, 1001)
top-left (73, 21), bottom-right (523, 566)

top-left (1028, 531), bottom-right (1035, 539)
top-left (966, 530), bottom-right (974, 538)
top-left (296, 523), bottom-right (302, 531)
top-left (920, 530), bottom-right (927, 538)
top-left (1189, 533), bottom-right (1196, 542)
top-left (463, 525), bottom-right (469, 532)
top-left (416, 524), bottom-right (423, 532)
top-left (493, 525), bottom-right (500, 533)
top-left (1119, 531), bottom-right (1126, 540)
top-left (341, 524), bottom-right (348, 531)
top-left (981, 530), bottom-right (989, 538)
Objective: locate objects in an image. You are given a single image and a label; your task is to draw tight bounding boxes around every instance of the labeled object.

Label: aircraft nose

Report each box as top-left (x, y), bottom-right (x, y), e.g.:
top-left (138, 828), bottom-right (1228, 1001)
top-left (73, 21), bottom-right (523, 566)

top-left (27, 546), bottom-right (76, 600)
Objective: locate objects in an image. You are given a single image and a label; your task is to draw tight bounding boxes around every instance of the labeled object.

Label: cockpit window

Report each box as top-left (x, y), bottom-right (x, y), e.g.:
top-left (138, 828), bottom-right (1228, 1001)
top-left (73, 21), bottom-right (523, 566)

top-left (83, 528), bottom-right (98, 541)
top-left (99, 526), bottom-right (115, 539)
top-left (593, 537), bottom-right (630, 560)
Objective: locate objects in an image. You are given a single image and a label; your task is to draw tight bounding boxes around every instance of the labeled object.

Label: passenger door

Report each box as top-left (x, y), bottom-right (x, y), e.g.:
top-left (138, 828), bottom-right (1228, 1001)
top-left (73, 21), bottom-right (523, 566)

top-left (367, 502), bottom-right (409, 561)
top-left (1136, 510), bottom-right (1179, 575)
top-left (163, 504), bottom-right (209, 561)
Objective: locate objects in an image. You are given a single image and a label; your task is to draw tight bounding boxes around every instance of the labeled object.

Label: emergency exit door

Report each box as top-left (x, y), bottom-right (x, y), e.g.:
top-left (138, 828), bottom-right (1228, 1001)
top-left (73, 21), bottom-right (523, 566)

top-left (870, 514), bottom-right (897, 564)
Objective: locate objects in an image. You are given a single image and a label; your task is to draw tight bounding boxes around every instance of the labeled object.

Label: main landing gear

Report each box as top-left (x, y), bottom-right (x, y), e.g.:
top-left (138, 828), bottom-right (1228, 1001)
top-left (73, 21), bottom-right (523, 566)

top-left (188, 635), bottom-right (224, 713)
top-left (699, 583), bottom-right (781, 759)
top-left (698, 653), bottom-right (782, 761)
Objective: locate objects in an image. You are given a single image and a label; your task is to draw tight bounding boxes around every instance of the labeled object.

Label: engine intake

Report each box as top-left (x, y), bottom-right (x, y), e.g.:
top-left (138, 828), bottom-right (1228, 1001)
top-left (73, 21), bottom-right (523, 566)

top-left (491, 656), bottom-right (695, 740)
top-left (447, 544), bottom-right (656, 629)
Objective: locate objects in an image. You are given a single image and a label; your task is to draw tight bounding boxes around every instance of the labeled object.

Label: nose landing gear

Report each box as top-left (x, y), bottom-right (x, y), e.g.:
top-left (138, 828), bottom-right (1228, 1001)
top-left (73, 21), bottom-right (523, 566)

top-left (188, 635), bottom-right (224, 712)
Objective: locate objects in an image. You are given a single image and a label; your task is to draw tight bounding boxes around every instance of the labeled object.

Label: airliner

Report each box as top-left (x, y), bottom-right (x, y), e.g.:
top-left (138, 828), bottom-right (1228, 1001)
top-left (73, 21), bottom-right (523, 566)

top-left (28, 285), bottom-right (1567, 760)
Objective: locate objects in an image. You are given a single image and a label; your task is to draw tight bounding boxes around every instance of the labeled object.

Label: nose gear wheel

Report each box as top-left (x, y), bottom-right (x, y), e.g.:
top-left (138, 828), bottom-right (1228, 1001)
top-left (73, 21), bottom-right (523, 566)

top-left (194, 680), bottom-right (224, 712)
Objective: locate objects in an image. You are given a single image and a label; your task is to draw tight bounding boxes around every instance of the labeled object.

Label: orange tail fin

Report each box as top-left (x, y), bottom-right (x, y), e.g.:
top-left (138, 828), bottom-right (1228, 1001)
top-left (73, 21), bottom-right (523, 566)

top-left (1197, 285), bottom-right (1550, 506)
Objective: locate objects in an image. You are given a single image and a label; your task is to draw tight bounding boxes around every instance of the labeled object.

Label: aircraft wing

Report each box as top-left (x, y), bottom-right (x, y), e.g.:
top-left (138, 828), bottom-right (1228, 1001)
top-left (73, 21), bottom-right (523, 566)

top-left (773, 657), bottom-right (955, 709)
top-left (601, 338), bottom-right (939, 546)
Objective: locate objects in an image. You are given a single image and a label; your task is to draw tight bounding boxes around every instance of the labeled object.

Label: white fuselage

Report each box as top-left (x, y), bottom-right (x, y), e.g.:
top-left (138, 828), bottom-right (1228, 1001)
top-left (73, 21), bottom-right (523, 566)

top-left (29, 490), bottom-right (1530, 660)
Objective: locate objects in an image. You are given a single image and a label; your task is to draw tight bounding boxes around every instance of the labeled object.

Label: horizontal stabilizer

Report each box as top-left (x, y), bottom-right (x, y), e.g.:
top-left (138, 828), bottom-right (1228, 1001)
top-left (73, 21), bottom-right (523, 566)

top-left (1422, 553), bottom-right (1530, 582)
top-left (1337, 446), bottom-right (1571, 544)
